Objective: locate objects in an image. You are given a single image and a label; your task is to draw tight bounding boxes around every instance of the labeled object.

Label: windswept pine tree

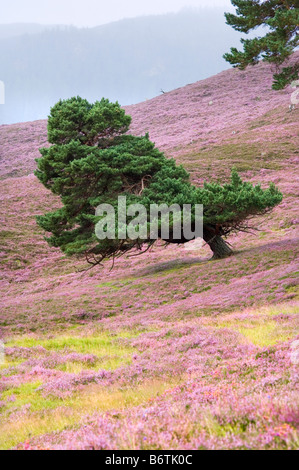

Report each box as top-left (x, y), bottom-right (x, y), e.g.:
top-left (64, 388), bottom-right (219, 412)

top-left (224, 0), bottom-right (299, 89)
top-left (35, 97), bottom-right (283, 268)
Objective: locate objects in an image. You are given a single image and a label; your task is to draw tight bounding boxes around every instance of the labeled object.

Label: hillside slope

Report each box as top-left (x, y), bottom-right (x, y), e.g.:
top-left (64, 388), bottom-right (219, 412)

top-left (0, 57), bottom-right (298, 450)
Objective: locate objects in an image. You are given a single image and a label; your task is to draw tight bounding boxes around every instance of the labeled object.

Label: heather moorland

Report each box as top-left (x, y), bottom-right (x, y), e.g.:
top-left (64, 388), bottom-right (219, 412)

top-left (0, 54), bottom-right (298, 450)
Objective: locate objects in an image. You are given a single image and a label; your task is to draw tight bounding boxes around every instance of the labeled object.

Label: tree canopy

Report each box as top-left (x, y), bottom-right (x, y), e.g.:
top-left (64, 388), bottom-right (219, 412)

top-left (35, 97), bottom-right (283, 268)
top-left (223, 0), bottom-right (299, 89)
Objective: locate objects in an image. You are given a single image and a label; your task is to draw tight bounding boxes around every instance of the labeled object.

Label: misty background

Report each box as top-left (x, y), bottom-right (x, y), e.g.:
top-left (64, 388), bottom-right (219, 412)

top-left (0, 7), bottom-right (252, 125)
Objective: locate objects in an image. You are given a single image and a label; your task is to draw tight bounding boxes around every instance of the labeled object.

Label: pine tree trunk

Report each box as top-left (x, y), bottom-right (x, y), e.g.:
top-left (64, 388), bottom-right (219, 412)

top-left (161, 225), bottom-right (234, 260)
top-left (203, 228), bottom-right (234, 259)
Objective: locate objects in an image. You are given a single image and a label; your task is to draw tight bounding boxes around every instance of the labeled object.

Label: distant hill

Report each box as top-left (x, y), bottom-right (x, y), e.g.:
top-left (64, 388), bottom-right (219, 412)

top-left (0, 9), bottom-right (252, 124)
top-left (0, 23), bottom-right (65, 39)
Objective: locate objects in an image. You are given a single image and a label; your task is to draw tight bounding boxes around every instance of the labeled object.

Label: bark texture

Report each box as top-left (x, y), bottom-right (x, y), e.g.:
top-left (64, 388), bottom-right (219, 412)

top-left (202, 227), bottom-right (234, 259)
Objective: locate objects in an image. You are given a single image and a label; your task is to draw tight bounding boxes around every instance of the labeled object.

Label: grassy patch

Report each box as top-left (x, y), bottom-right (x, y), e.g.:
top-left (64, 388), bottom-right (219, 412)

top-left (4, 331), bottom-right (141, 373)
top-left (6, 331), bottom-right (137, 355)
top-left (211, 303), bottom-right (299, 347)
top-left (1, 381), bottom-right (61, 412)
top-left (0, 377), bottom-right (183, 450)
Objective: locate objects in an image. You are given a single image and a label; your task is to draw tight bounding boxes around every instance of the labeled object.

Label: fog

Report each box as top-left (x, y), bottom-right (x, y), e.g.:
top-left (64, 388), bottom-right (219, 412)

top-left (1, 1), bottom-right (233, 27)
top-left (0, 8), bottom-right (248, 124)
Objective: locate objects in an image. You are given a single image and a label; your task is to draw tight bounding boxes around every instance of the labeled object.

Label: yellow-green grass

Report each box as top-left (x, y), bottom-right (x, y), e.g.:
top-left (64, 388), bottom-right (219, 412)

top-left (1, 381), bottom-right (58, 412)
top-left (206, 303), bottom-right (299, 347)
top-left (1, 304), bottom-right (297, 448)
top-left (5, 330), bottom-right (140, 370)
top-left (0, 329), bottom-right (148, 449)
top-left (6, 330), bottom-right (138, 350)
top-left (0, 328), bottom-right (182, 449)
top-left (0, 358), bottom-right (23, 371)
top-left (0, 377), bottom-right (184, 450)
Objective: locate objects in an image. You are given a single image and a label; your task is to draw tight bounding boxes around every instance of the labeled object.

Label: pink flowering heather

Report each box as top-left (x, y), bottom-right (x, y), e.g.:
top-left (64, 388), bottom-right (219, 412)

top-left (0, 53), bottom-right (298, 450)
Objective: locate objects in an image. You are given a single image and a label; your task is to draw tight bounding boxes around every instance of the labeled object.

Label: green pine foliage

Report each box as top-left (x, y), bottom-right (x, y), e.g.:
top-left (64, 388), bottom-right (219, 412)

top-left (35, 97), bottom-right (283, 266)
top-left (224, 0), bottom-right (299, 89)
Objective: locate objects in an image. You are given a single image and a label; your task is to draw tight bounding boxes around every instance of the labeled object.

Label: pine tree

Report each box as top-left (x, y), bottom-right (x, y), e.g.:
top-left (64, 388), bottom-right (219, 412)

top-left (35, 97), bottom-right (283, 268)
top-left (224, 0), bottom-right (299, 89)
